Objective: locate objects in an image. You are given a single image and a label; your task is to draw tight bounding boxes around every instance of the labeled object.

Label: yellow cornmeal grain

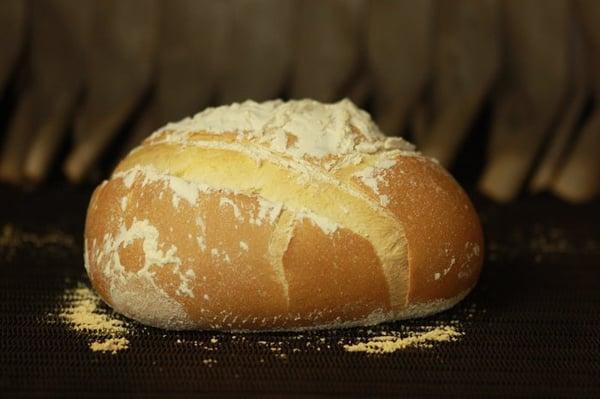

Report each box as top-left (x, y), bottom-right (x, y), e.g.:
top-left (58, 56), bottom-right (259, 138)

top-left (89, 337), bottom-right (129, 354)
top-left (173, 322), bottom-right (466, 360)
top-left (343, 326), bottom-right (462, 354)
top-left (60, 286), bottom-right (126, 333)
top-left (56, 284), bottom-right (129, 354)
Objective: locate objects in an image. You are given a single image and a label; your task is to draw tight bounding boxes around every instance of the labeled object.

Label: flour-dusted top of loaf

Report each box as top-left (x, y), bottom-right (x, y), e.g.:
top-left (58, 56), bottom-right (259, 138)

top-left (156, 98), bottom-right (416, 159)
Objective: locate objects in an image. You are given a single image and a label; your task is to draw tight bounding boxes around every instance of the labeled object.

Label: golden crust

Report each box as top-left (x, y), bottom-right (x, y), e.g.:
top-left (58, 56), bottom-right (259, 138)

top-left (85, 129), bottom-right (483, 331)
top-left (346, 155), bottom-right (484, 304)
top-left (86, 171), bottom-right (395, 330)
top-left (381, 157), bottom-right (484, 303)
top-left (283, 219), bottom-right (391, 327)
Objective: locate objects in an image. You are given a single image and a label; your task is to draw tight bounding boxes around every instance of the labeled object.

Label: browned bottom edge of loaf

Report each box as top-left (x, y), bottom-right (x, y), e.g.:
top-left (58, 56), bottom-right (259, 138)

top-left (98, 286), bottom-right (474, 333)
top-left (234, 286), bottom-right (474, 333)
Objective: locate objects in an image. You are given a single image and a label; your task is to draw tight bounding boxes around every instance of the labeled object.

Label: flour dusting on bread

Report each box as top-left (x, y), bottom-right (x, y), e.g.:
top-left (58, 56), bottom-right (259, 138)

top-left (159, 99), bottom-right (416, 159)
top-left (84, 98), bottom-right (484, 331)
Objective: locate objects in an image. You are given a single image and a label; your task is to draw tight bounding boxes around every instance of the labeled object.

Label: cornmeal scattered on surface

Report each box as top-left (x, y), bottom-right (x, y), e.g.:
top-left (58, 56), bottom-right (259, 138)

top-left (54, 283), bottom-right (130, 354)
top-left (343, 326), bottom-right (462, 354)
top-left (89, 337), bottom-right (129, 354)
top-left (59, 286), bottom-right (126, 333)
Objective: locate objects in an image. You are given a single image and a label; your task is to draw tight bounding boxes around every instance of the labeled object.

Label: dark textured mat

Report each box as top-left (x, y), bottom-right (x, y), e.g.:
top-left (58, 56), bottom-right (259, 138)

top-left (1, 184), bottom-right (599, 398)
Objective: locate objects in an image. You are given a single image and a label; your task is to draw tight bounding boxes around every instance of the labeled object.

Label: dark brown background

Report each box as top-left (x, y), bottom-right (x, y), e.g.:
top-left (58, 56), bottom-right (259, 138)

top-left (0, 0), bottom-right (599, 202)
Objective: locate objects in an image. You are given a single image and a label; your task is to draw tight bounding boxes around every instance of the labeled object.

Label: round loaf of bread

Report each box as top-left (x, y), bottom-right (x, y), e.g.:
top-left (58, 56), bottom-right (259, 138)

top-left (84, 99), bottom-right (484, 331)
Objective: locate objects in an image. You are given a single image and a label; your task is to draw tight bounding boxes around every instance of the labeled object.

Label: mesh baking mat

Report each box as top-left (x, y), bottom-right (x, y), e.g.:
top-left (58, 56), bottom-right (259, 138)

top-left (1, 185), bottom-right (599, 398)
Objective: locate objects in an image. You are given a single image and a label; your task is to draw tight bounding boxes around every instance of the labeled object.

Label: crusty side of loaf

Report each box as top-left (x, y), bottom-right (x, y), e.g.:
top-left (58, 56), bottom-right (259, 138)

top-left (358, 155), bottom-right (483, 303)
top-left (84, 131), bottom-right (483, 331)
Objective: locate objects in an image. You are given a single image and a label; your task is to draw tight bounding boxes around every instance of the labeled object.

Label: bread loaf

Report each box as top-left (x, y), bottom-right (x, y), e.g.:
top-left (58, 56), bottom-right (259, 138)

top-left (84, 99), bottom-right (484, 331)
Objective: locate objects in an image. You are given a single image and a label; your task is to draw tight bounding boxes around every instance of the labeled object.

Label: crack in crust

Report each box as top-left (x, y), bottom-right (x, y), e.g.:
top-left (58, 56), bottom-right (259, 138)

top-left (115, 135), bottom-right (411, 312)
top-left (267, 208), bottom-right (295, 306)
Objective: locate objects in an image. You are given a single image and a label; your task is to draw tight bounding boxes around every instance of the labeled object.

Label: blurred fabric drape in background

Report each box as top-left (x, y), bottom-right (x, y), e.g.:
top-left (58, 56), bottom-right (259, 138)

top-left (0, 0), bottom-right (598, 203)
